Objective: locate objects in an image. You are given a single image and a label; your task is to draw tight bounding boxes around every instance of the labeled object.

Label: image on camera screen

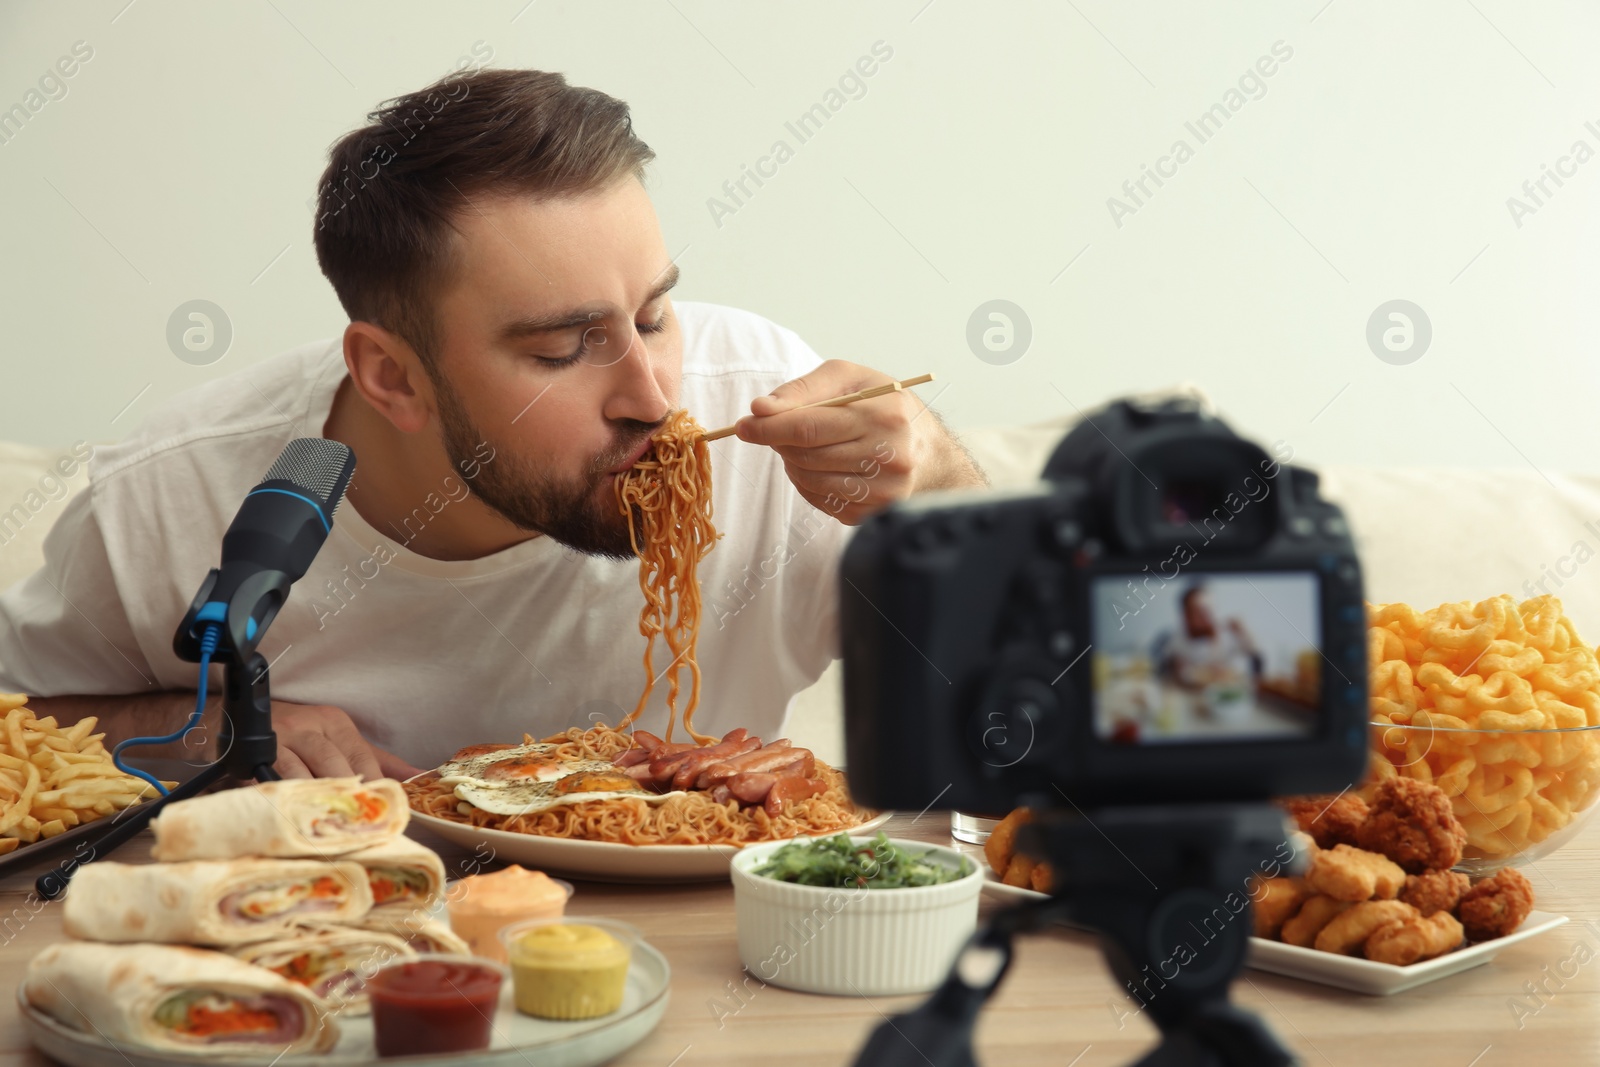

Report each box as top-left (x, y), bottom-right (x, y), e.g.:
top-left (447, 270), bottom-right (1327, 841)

top-left (1090, 572), bottom-right (1321, 744)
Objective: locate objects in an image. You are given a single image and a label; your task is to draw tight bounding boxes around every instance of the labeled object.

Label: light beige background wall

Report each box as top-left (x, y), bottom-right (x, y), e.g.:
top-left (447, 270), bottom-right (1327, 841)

top-left (1, 0), bottom-right (1597, 482)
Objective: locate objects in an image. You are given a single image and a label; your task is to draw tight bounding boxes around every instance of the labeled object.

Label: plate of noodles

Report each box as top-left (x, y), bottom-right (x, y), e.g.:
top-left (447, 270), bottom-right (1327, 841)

top-left (404, 724), bottom-right (888, 883)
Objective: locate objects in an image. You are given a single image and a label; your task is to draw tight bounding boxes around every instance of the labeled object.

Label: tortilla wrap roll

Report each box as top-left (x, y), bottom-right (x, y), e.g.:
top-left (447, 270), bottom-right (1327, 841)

top-left (355, 912), bottom-right (471, 956)
top-left (150, 777), bottom-right (408, 860)
top-left (227, 926), bottom-right (414, 1014)
top-left (24, 942), bottom-right (337, 1054)
top-left (63, 858), bottom-right (373, 945)
top-left (343, 835), bottom-right (446, 915)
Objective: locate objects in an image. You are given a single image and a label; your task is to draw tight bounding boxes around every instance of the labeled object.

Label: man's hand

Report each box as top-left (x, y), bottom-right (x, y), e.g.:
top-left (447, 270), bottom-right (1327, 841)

top-left (270, 702), bottom-right (423, 782)
top-left (733, 360), bottom-right (986, 524)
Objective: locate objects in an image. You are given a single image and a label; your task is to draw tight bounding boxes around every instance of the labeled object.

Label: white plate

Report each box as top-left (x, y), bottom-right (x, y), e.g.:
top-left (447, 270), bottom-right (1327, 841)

top-left (410, 808), bottom-right (893, 883)
top-left (1248, 910), bottom-right (1569, 995)
top-left (981, 873), bottom-right (1048, 902)
top-left (974, 863), bottom-right (1569, 997)
top-left (977, 865), bottom-right (1099, 933)
top-left (20, 937), bottom-right (671, 1067)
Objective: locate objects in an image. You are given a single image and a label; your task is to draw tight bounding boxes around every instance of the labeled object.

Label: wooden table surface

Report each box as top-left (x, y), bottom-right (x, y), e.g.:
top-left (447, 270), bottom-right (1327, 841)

top-left (3, 810), bottom-right (1599, 1067)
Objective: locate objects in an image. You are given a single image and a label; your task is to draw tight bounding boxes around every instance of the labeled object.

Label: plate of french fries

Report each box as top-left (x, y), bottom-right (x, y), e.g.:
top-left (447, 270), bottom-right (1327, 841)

top-left (0, 692), bottom-right (176, 866)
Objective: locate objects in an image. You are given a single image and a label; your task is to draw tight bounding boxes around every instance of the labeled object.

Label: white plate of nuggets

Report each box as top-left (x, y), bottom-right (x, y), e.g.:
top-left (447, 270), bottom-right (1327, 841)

top-left (1254, 777), bottom-right (1566, 995)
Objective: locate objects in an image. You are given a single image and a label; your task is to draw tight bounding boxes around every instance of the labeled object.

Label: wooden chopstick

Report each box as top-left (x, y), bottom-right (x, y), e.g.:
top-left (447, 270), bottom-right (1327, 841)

top-left (699, 373), bottom-right (936, 443)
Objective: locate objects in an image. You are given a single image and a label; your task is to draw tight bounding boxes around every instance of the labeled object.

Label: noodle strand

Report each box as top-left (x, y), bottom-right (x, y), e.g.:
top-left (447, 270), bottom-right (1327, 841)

top-left (614, 410), bottom-right (718, 743)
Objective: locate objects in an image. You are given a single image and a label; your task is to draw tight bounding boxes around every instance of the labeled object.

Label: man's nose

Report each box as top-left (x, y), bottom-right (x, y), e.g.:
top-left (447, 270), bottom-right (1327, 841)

top-left (604, 322), bottom-right (671, 424)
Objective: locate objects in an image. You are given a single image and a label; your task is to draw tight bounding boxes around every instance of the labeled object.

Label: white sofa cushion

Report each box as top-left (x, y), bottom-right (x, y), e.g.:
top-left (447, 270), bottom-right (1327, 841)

top-left (0, 442), bottom-right (94, 590)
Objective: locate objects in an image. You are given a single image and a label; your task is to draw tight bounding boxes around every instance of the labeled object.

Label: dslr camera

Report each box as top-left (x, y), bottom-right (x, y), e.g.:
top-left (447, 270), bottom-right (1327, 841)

top-left (841, 394), bottom-right (1369, 812)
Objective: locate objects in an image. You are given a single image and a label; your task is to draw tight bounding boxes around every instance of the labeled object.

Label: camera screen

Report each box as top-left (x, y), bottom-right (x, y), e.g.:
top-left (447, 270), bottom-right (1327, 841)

top-left (1090, 572), bottom-right (1321, 744)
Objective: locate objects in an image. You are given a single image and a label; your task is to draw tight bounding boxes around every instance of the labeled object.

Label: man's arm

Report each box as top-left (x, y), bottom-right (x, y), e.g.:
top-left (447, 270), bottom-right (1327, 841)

top-left (911, 407), bottom-right (989, 493)
top-left (28, 690), bottom-right (221, 763)
top-left (27, 692), bottom-right (423, 781)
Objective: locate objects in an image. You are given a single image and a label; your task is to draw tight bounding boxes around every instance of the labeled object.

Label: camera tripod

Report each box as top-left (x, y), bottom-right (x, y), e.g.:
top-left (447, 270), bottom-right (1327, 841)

top-left (850, 804), bottom-right (1302, 1067)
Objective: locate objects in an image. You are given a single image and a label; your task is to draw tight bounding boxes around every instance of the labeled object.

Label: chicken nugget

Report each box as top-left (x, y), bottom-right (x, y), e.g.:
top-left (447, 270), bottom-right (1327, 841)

top-left (1001, 852), bottom-right (1036, 888)
top-left (1399, 869), bottom-right (1471, 917)
top-left (1281, 792), bottom-right (1369, 849)
top-left (1030, 860), bottom-right (1055, 895)
top-left (1306, 844), bottom-right (1406, 901)
top-left (1251, 877), bottom-right (1312, 939)
top-left (1314, 899), bottom-right (1418, 955)
top-left (1280, 895), bottom-right (1353, 948)
top-left (1458, 868), bottom-right (1535, 942)
top-left (1365, 911), bottom-right (1465, 965)
top-left (985, 808), bottom-right (1032, 877)
top-left (1356, 777), bottom-right (1467, 874)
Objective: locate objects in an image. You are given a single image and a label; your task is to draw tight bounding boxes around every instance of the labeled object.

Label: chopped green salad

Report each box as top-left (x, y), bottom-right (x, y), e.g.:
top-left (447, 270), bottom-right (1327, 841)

top-left (750, 832), bottom-right (971, 889)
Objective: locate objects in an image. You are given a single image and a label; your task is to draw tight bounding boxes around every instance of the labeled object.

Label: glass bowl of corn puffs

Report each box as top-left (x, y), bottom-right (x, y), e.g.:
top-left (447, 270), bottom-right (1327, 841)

top-left (1368, 721), bottom-right (1600, 875)
top-left (1366, 592), bottom-right (1600, 876)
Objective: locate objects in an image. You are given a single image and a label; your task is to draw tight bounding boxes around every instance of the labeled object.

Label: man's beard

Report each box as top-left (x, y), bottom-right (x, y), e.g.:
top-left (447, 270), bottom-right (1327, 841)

top-left (433, 378), bottom-right (659, 561)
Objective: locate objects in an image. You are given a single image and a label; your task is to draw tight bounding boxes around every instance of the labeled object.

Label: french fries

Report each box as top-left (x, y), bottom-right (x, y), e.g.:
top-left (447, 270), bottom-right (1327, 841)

top-left (0, 693), bottom-right (177, 853)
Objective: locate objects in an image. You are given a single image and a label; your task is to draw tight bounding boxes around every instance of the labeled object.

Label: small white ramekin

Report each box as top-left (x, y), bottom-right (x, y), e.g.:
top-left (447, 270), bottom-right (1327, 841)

top-left (729, 836), bottom-right (983, 996)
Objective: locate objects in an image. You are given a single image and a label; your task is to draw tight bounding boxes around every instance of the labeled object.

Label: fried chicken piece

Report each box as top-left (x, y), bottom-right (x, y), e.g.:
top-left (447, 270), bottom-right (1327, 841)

top-left (1365, 911), bottom-right (1465, 965)
top-left (1281, 793), bottom-right (1369, 849)
top-left (1458, 868), bottom-right (1535, 941)
top-left (1001, 852), bottom-right (1036, 889)
top-left (1314, 900), bottom-right (1419, 955)
top-left (1305, 844), bottom-right (1406, 901)
top-left (1280, 895), bottom-right (1353, 948)
top-left (1399, 869), bottom-right (1471, 917)
top-left (1355, 777), bottom-right (1467, 874)
top-left (1030, 860), bottom-right (1055, 894)
top-left (1251, 877), bottom-right (1312, 939)
top-left (985, 808), bottom-right (1032, 877)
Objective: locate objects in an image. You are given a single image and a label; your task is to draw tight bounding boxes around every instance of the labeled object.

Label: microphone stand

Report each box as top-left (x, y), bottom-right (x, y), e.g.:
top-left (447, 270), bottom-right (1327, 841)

top-left (35, 571), bottom-right (290, 901)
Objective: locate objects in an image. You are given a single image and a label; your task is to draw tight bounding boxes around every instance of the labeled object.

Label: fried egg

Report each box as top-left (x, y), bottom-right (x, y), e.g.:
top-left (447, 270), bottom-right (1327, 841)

top-left (438, 742), bottom-right (686, 817)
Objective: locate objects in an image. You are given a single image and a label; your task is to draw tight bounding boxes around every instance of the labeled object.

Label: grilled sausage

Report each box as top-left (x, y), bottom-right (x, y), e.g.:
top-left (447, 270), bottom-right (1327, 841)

top-left (695, 742), bottom-right (800, 789)
top-left (764, 777), bottom-right (827, 817)
top-left (672, 737), bottom-right (760, 790)
top-left (728, 773), bottom-right (777, 805)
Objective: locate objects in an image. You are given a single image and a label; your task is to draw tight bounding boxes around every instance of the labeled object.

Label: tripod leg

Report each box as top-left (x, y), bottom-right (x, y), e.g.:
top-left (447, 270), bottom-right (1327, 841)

top-left (40, 652), bottom-right (290, 900)
top-left (35, 759), bottom-right (232, 900)
top-left (1129, 1002), bottom-right (1300, 1067)
top-left (847, 917), bottom-right (1025, 1067)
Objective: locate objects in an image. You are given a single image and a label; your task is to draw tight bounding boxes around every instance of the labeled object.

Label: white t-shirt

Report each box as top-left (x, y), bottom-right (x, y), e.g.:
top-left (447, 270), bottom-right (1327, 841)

top-left (0, 302), bottom-right (852, 767)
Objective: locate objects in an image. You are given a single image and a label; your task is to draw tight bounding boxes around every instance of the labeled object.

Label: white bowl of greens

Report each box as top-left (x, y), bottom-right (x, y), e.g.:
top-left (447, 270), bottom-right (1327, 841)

top-left (729, 832), bottom-right (982, 996)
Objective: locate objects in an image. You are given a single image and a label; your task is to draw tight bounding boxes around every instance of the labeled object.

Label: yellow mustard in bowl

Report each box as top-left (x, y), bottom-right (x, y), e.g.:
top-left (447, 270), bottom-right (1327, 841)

top-left (502, 920), bottom-right (633, 1020)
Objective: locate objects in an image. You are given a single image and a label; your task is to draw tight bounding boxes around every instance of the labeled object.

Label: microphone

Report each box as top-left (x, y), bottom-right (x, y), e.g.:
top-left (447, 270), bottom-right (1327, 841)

top-left (39, 438), bottom-right (359, 894)
top-left (173, 437), bottom-right (356, 663)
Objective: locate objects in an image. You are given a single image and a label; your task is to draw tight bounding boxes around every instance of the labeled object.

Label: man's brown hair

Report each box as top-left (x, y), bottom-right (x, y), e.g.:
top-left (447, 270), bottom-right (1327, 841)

top-left (312, 68), bottom-right (654, 369)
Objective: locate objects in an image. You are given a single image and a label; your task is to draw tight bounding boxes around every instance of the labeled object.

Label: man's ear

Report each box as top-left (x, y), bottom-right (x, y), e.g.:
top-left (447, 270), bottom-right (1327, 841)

top-left (343, 321), bottom-right (434, 434)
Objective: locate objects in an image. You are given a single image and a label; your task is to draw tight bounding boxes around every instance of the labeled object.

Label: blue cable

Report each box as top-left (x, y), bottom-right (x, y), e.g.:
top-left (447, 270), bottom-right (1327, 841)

top-left (112, 622), bottom-right (221, 797)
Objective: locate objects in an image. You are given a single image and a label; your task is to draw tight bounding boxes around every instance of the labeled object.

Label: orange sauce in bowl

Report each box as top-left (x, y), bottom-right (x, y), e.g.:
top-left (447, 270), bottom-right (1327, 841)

top-left (445, 866), bottom-right (571, 962)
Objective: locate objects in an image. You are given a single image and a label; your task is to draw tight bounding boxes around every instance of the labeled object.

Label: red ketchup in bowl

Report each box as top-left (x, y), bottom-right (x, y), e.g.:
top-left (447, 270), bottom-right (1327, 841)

top-left (366, 957), bottom-right (505, 1057)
